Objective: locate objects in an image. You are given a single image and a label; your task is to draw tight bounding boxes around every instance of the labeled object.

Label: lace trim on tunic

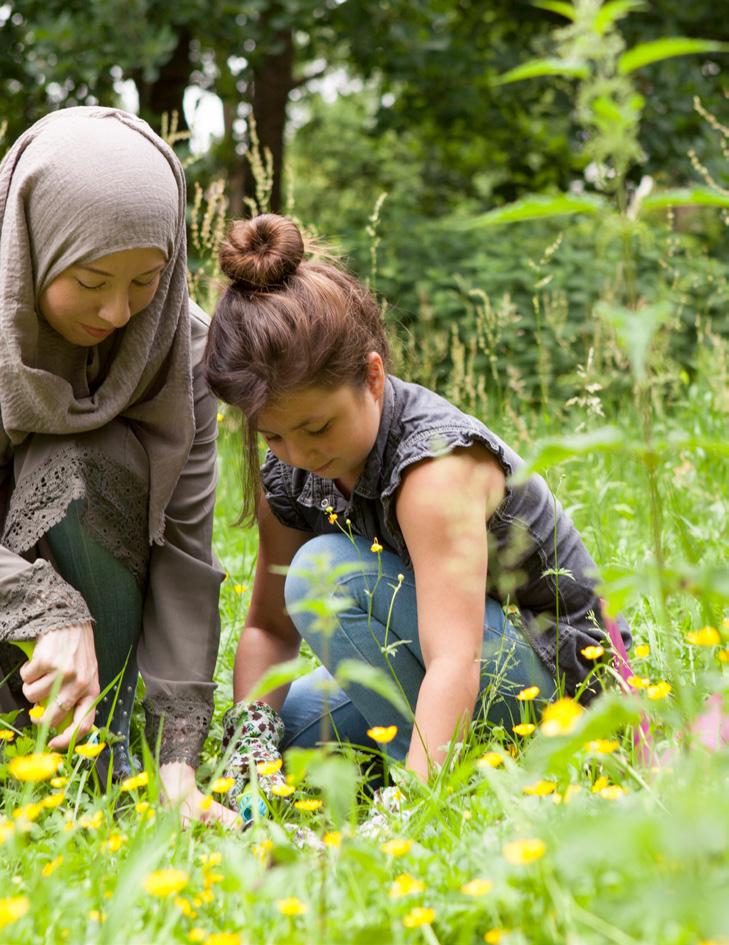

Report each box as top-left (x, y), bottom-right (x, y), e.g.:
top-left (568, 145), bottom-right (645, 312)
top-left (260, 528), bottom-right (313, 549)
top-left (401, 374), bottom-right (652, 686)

top-left (144, 693), bottom-right (213, 767)
top-left (0, 559), bottom-right (92, 642)
top-left (2, 445), bottom-right (149, 586)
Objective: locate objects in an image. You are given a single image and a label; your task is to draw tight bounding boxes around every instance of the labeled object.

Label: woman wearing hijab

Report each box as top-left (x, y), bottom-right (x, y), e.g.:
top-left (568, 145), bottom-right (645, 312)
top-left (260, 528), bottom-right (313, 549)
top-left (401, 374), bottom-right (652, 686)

top-left (0, 106), bottom-right (237, 827)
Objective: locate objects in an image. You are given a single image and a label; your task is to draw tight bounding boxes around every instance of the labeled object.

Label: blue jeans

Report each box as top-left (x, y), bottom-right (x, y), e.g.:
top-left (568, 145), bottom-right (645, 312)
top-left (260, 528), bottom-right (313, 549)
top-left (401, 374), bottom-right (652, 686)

top-left (279, 533), bottom-right (556, 759)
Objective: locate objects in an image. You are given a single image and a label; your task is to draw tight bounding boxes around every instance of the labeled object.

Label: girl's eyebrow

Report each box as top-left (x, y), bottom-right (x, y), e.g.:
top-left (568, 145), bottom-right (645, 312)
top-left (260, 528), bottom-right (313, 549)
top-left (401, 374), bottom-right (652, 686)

top-left (75, 264), bottom-right (165, 277)
top-left (259, 415), bottom-right (328, 436)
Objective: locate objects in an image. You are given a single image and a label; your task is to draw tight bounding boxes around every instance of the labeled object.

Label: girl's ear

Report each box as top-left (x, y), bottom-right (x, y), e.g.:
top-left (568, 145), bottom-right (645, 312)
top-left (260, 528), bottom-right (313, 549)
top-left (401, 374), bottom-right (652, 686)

top-left (366, 351), bottom-right (386, 399)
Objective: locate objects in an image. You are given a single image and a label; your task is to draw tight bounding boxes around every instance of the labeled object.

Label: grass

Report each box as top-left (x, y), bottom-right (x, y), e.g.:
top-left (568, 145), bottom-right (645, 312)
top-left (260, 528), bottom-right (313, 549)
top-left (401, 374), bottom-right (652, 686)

top-left (1, 335), bottom-right (726, 945)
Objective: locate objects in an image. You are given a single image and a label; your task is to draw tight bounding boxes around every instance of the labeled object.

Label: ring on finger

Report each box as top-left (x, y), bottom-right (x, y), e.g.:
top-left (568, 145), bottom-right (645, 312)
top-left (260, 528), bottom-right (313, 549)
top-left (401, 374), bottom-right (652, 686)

top-left (55, 696), bottom-right (72, 712)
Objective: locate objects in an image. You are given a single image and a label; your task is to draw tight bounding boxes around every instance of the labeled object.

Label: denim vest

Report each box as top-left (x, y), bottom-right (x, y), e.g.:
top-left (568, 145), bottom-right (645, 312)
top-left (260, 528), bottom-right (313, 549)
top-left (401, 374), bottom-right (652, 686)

top-left (262, 375), bottom-right (631, 697)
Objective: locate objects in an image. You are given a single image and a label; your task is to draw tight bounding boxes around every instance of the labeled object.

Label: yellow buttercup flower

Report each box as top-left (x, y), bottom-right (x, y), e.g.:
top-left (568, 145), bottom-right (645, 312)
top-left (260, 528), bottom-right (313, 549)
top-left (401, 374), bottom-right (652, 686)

top-left (270, 783), bottom-right (295, 798)
top-left (584, 739), bottom-right (620, 754)
top-left (367, 725), bottom-right (398, 744)
top-left (370, 538), bottom-right (383, 553)
top-left (389, 874), bottom-right (425, 898)
top-left (8, 752), bottom-right (62, 782)
top-left (718, 648), bottom-right (729, 664)
top-left (13, 803), bottom-right (43, 822)
top-left (477, 751), bottom-right (504, 769)
top-left (200, 852), bottom-right (223, 866)
top-left (28, 705), bottom-right (45, 721)
top-left (0, 896), bottom-right (30, 930)
top-left (233, 583), bottom-right (247, 594)
top-left (106, 833), bottom-right (127, 853)
top-left (276, 897), bottom-right (308, 916)
top-left (41, 791), bottom-right (65, 809)
top-left (323, 831), bottom-right (342, 847)
top-left (205, 934), bottom-right (241, 945)
top-left (41, 856), bottom-right (63, 878)
top-left (50, 776), bottom-right (68, 789)
top-left (199, 795), bottom-right (213, 812)
top-left (599, 784), bottom-right (627, 800)
top-left (592, 776), bottom-right (609, 793)
top-left (581, 645), bottom-right (605, 660)
top-left (327, 512), bottom-right (338, 524)
top-left (516, 686), bottom-right (540, 701)
top-left (381, 838), bottom-right (413, 857)
top-left (503, 837), bottom-right (546, 865)
top-left (541, 698), bottom-right (584, 736)
top-left (627, 675), bottom-right (650, 689)
top-left (460, 878), bottom-right (493, 896)
top-left (252, 839), bottom-right (273, 863)
top-left (294, 798), bottom-right (322, 812)
top-left (402, 907), bottom-right (436, 928)
top-left (522, 779), bottom-right (556, 797)
top-left (121, 771), bottom-right (149, 792)
top-left (188, 929), bottom-right (206, 943)
top-left (211, 776), bottom-right (236, 794)
top-left (634, 643), bottom-right (650, 658)
top-left (484, 929), bottom-right (508, 944)
top-left (74, 742), bottom-right (106, 759)
top-left (256, 758), bottom-right (283, 776)
top-left (80, 810), bottom-right (104, 830)
top-left (143, 869), bottom-right (189, 898)
top-left (0, 730), bottom-right (16, 741)
top-left (0, 821), bottom-right (15, 845)
top-left (512, 723), bottom-right (536, 736)
top-left (686, 626), bottom-right (720, 646)
top-left (647, 681), bottom-right (672, 700)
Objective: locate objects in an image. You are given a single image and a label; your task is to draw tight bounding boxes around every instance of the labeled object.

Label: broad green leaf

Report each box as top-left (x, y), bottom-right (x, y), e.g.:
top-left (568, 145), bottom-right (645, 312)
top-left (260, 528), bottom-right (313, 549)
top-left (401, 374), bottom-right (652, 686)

top-left (493, 57), bottom-right (589, 86)
top-left (618, 38), bottom-right (729, 75)
top-left (335, 659), bottom-right (413, 720)
top-left (511, 427), bottom-right (625, 482)
top-left (640, 187), bottom-right (729, 212)
top-left (532, 1), bottom-right (577, 20)
top-left (247, 655), bottom-right (315, 702)
top-left (597, 300), bottom-right (672, 380)
top-left (463, 193), bottom-right (607, 227)
top-left (594, 0), bottom-right (645, 35)
top-left (306, 753), bottom-right (360, 826)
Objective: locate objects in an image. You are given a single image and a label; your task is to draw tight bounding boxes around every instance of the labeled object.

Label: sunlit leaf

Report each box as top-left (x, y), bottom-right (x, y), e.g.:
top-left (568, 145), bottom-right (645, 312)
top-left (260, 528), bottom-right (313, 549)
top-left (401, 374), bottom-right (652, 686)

top-left (335, 659), bottom-right (413, 719)
top-left (462, 193), bottom-right (607, 227)
top-left (247, 656), bottom-right (315, 702)
top-left (493, 57), bottom-right (589, 86)
top-left (639, 187), bottom-right (729, 212)
top-left (597, 300), bottom-right (672, 380)
top-left (594, 0), bottom-right (645, 35)
top-left (511, 427), bottom-right (625, 482)
top-left (532, 1), bottom-right (577, 21)
top-left (618, 38), bottom-right (729, 74)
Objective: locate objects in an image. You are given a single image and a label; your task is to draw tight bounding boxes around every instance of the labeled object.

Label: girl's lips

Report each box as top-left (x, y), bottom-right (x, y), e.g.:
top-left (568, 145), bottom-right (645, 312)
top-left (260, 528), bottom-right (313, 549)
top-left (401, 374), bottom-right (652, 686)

top-left (81, 324), bottom-right (113, 340)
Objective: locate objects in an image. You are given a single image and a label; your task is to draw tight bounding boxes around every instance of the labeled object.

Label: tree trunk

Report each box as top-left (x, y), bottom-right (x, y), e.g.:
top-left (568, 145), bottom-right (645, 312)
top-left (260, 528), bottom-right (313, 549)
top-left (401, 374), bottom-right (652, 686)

top-left (134, 29), bottom-right (192, 133)
top-left (244, 14), bottom-right (296, 213)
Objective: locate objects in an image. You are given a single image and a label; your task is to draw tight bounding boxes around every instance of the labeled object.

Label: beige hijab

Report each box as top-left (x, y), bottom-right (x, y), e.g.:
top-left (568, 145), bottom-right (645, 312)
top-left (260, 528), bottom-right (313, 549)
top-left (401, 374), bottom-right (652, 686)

top-left (0, 106), bottom-right (193, 544)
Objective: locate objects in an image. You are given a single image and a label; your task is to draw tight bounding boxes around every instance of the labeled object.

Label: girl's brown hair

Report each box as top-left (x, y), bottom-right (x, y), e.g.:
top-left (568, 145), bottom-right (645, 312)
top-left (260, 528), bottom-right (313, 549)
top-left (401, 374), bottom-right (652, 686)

top-left (205, 213), bottom-right (390, 524)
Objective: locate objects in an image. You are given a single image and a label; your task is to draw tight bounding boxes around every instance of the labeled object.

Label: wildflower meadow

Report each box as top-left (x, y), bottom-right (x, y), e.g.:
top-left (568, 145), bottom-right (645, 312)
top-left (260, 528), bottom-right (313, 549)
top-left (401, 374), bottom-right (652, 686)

top-left (2, 2), bottom-right (729, 944)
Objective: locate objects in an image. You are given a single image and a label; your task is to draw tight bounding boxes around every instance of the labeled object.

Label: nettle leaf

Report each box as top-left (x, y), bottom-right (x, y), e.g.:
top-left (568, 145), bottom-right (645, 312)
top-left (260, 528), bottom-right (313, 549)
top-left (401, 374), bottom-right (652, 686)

top-left (596, 300), bottom-right (672, 380)
top-left (618, 38), bottom-right (729, 75)
top-left (335, 659), bottom-right (413, 720)
top-left (594, 0), bottom-right (645, 36)
top-left (463, 193), bottom-right (607, 227)
top-left (640, 187), bottom-right (729, 212)
top-left (493, 57), bottom-right (589, 86)
top-left (511, 427), bottom-right (625, 482)
top-left (532, 1), bottom-right (577, 21)
top-left (246, 656), bottom-right (315, 702)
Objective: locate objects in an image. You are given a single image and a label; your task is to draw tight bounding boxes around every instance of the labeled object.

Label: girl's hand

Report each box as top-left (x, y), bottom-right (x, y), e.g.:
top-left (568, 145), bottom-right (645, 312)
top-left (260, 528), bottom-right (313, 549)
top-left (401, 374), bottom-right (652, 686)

top-left (159, 761), bottom-right (242, 829)
top-left (19, 622), bottom-right (100, 749)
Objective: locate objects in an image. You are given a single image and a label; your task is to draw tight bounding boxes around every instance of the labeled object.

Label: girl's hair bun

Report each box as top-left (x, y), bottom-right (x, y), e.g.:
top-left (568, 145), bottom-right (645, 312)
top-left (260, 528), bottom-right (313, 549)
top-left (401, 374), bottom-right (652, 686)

top-left (219, 214), bottom-right (305, 289)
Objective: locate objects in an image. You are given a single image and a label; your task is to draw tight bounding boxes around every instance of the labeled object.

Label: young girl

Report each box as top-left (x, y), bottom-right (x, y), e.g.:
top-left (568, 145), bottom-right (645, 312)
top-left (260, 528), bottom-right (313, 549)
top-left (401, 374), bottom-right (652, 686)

top-left (205, 214), bottom-right (631, 788)
top-left (0, 107), bottom-right (236, 827)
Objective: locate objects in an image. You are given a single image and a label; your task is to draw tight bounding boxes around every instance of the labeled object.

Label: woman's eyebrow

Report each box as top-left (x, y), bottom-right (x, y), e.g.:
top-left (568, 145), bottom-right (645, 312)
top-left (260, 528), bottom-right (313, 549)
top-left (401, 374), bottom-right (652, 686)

top-left (75, 264), bottom-right (165, 277)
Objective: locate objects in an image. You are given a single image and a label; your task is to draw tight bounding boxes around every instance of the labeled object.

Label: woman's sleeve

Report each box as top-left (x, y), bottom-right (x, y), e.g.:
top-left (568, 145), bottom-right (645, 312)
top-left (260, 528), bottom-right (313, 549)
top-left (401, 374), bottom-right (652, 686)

top-left (0, 436), bottom-right (92, 644)
top-left (136, 312), bottom-right (226, 768)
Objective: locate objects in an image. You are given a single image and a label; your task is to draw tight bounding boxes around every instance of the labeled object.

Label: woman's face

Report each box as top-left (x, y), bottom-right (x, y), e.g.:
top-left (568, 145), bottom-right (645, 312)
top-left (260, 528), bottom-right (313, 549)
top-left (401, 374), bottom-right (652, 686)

top-left (39, 247), bottom-right (167, 347)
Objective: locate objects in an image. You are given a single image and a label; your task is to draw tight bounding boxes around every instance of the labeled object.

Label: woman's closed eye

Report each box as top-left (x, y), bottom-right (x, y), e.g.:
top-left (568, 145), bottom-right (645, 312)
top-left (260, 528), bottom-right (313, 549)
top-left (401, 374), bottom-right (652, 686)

top-left (306, 422), bottom-right (331, 437)
top-left (76, 279), bottom-right (106, 291)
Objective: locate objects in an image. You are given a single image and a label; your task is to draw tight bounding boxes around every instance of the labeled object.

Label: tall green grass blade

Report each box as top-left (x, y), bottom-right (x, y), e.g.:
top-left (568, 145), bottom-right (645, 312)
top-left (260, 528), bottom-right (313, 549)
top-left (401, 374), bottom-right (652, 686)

top-left (618, 38), bottom-right (729, 74)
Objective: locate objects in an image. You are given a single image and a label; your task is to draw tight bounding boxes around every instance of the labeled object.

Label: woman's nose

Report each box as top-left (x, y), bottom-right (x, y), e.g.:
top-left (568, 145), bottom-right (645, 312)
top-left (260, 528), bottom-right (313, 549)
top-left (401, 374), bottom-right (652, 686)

top-left (98, 292), bottom-right (132, 328)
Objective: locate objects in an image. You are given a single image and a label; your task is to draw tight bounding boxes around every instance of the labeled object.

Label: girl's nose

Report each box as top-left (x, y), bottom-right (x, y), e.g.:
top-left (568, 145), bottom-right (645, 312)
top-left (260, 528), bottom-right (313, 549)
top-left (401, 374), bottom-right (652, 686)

top-left (287, 443), bottom-right (320, 470)
top-left (98, 293), bottom-right (132, 328)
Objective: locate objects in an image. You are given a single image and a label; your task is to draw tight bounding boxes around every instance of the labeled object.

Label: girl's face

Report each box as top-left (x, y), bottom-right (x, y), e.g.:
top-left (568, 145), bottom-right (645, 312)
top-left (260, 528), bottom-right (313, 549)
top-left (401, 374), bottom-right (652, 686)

top-left (39, 247), bottom-right (167, 347)
top-left (257, 353), bottom-right (386, 491)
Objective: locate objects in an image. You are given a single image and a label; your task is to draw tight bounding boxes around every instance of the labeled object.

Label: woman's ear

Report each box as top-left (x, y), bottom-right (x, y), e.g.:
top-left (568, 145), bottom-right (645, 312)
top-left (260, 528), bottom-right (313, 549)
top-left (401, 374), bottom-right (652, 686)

top-left (366, 351), bottom-right (386, 399)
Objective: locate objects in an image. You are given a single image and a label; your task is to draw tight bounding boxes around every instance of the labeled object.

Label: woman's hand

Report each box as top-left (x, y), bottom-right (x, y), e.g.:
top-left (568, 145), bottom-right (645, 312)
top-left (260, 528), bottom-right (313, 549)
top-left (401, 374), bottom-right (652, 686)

top-left (19, 622), bottom-right (100, 749)
top-left (159, 761), bottom-right (242, 829)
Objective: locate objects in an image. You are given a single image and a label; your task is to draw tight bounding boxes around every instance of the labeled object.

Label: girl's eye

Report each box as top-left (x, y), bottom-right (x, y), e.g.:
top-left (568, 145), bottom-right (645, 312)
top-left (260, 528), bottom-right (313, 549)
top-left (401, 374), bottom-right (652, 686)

top-left (133, 277), bottom-right (159, 288)
top-left (307, 422), bottom-right (331, 437)
top-left (76, 279), bottom-right (105, 291)
top-left (262, 433), bottom-right (280, 443)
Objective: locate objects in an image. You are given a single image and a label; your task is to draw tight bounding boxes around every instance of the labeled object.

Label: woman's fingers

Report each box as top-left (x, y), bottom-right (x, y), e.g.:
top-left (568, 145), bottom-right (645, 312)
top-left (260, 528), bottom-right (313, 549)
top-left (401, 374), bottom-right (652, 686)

top-left (203, 797), bottom-right (243, 830)
top-left (47, 696), bottom-right (96, 750)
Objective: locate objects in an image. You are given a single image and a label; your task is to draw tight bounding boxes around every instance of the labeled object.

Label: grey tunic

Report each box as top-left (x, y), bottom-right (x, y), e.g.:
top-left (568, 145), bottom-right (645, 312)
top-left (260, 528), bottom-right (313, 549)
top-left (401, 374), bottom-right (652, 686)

top-left (0, 306), bottom-right (224, 765)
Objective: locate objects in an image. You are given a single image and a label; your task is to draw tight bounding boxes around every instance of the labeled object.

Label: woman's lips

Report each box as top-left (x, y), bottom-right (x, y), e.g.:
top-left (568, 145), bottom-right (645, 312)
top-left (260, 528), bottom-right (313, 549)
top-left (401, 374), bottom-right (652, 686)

top-left (81, 324), bottom-right (113, 340)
